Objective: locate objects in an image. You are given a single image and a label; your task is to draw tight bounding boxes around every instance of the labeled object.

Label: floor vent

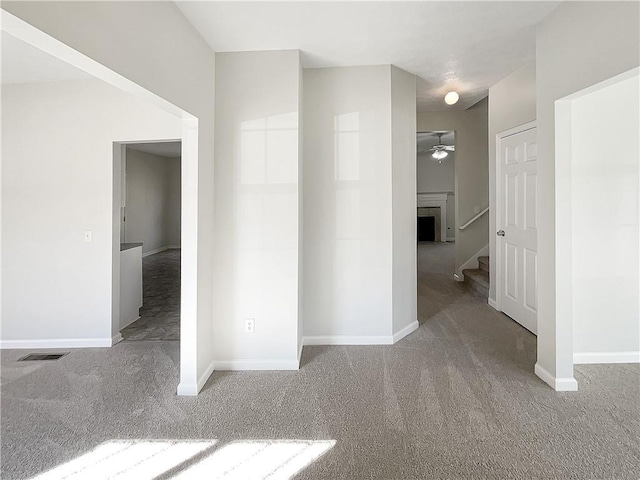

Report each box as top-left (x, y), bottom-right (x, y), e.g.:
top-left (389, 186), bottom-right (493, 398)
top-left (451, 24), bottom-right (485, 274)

top-left (18, 353), bottom-right (68, 362)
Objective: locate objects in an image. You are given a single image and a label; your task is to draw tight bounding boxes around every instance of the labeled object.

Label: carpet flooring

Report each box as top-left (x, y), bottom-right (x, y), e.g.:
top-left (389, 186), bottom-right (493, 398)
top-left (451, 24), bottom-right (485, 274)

top-left (1, 242), bottom-right (638, 479)
top-left (120, 249), bottom-right (180, 341)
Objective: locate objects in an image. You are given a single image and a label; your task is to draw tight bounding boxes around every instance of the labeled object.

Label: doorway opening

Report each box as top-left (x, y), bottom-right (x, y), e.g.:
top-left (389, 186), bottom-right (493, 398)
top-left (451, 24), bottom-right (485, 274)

top-left (117, 141), bottom-right (182, 342)
top-left (1, 9), bottom-right (202, 395)
top-left (416, 131), bottom-right (455, 245)
top-left (416, 130), bottom-right (458, 324)
top-left (416, 130), bottom-right (456, 279)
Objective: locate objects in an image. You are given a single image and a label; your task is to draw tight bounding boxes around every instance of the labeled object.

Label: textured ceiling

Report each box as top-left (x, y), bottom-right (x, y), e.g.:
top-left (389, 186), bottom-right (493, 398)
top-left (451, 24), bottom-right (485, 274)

top-left (177, 1), bottom-right (560, 111)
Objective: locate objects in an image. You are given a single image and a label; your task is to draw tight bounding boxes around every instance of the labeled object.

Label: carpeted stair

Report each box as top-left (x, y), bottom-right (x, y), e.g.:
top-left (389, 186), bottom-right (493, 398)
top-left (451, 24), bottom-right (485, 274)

top-left (463, 255), bottom-right (489, 298)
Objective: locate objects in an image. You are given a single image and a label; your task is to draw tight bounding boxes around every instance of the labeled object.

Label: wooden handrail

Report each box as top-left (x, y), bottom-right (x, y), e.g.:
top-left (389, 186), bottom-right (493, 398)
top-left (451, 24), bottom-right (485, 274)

top-left (459, 207), bottom-right (489, 230)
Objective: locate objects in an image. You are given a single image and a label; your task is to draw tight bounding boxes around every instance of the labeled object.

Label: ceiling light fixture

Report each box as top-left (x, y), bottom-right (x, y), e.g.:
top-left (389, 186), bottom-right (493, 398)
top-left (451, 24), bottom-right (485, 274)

top-left (444, 91), bottom-right (459, 105)
top-left (432, 150), bottom-right (448, 160)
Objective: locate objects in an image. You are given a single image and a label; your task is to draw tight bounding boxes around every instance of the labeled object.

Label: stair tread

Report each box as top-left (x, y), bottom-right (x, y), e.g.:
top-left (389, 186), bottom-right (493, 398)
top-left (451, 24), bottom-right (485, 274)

top-left (463, 268), bottom-right (489, 288)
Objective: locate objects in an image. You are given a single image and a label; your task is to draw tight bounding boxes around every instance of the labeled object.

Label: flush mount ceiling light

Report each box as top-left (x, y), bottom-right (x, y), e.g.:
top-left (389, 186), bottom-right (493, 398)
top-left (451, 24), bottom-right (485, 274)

top-left (432, 150), bottom-right (448, 160)
top-left (444, 91), bottom-right (459, 105)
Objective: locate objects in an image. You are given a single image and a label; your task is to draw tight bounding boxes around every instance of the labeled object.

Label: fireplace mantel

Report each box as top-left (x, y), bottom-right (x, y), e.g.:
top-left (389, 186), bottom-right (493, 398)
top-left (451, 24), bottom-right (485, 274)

top-left (417, 193), bottom-right (448, 242)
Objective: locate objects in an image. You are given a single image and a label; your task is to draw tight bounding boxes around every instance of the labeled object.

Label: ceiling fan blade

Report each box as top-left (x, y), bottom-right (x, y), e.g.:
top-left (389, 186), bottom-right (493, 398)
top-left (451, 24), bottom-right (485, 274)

top-left (444, 146), bottom-right (455, 151)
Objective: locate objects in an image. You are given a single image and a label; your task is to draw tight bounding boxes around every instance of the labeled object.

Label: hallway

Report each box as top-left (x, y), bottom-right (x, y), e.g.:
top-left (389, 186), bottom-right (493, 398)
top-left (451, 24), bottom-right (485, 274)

top-left (0, 243), bottom-right (638, 479)
top-left (121, 249), bottom-right (180, 341)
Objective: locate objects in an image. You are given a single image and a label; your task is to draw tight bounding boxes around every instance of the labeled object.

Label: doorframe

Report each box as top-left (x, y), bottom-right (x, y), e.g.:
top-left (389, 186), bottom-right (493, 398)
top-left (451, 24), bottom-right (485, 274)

top-left (494, 121), bottom-right (537, 313)
top-left (553, 66), bottom-right (640, 383)
top-left (2, 10), bottom-right (202, 396)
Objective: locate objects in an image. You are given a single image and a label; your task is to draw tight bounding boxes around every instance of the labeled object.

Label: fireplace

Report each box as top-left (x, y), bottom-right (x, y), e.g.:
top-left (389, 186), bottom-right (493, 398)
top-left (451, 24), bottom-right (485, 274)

top-left (417, 207), bottom-right (442, 241)
top-left (416, 193), bottom-right (448, 242)
top-left (417, 215), bottom-right (435, 241)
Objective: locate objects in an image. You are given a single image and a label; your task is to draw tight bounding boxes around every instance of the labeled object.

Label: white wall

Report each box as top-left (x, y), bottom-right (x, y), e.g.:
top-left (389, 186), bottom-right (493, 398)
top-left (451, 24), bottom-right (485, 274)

top-left (303, 65), bottom-right (418, 342)
top-left (1, 79), bottom-right (181, 346)
top-left (570, 73), bottom-right (639, 363)
top-left (303, 66), bottom-right (393, 340)
top-left (2, 1), bottom-right (216, 394)
top-left (391, 65), bottom-right (418, 337)
top-left (125, 149), bottom-right (181, 254)
top-left (536, 1), bottom-right (640, 387)
top-left (488, 61), bottom-right (536, 301)
top-left (213, 50), bottom-right (302, 368)
top-left (417, 152), bottom-right (454, 192)
top-left (417, 99), bottom-right (489, 271)
top-left (417, 151), bottom-right (455, 239)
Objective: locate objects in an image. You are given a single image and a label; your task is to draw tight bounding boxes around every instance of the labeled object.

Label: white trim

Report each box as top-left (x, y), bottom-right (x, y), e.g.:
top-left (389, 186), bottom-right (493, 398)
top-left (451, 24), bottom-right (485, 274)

top-left (552, 67), bottom-right (640, 396)
top-left (298, 342), bottom-right (304, 366)
top-left (119, 315), bottom-right (140, 330)
top-left (0, 338), bottom-right (115, 349)
top-left (143, 246), bottom-right (167, 258)
top-left (142, 245), bottom-right (181, 258)
top-left (213, 359), bottom-right (300, 371)
top-left (497, 120), bottom-right (537, 140)
top-left (487, 297), bottom-right (498, 310)
top-left (560, 66), bottom-right (640, 102)
top-left (456, 243), bottom-right (489, 280)
top-left (111, 333), bottom-right (123, 346)
top-left (574, 351), bottom-right (640, 364)
top-left (1, 10), bottom-right (201, 396)
top-left (392, 321), bottom-right (419, 343)
top-left (177, 358), bottom-right (215, 396)
top-left (534, 363), bottom-right (578, 391)
top-left (303, 335), bottom-right (393, 346)
top-left (446, 237), bottom-right (456, 243)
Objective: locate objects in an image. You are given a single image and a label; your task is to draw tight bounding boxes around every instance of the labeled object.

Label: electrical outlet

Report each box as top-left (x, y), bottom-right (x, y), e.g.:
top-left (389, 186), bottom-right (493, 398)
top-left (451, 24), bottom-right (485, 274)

top-left (84, 231), bottom-right (93, 243)
top-left (245, 318), bottom-right (255, 334)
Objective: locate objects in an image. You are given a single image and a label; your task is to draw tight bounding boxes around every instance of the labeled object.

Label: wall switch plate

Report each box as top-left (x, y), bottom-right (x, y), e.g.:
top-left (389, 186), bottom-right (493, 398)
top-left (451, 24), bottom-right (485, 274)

top-left (84, 231), bottom-right (93, 243)
top-left (474, 206), bottom-right (480, 214)
top-left (245, 318), bottom-right (255, 334)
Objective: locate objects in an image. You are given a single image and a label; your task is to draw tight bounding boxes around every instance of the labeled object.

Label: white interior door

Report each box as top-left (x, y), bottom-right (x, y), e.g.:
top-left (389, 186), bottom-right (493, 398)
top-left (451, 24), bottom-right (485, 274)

top-left (497, 125), bottom-right (538, 334)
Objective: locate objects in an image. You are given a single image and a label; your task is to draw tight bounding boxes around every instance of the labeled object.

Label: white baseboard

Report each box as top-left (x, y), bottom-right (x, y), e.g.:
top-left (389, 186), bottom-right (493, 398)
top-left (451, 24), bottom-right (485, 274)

top-left (487, 298), bottom-right (498, 310)
top-left (392, 321), bottom-right (419, 343)
top-left (142, 245), bottom-right (181, 258)
top-left (303, 324), bottom-right (420, 346)
top-left (214, 358), bottom-right (300, 371)
top-left (303, 335), bottom-right (392, 346)
top-left (453, 273), bottom-right (464, 282)
top-left (298, 341), bottom-right (304, 366)
top-left (456, 243), bottom-right (489, 279)
top-left (177, 358), bottom-right (216, 396)
top-left (111, 333), bottom-right (123, 346)
top-left (0, 337), bottom-right (115, 349)
top-left (574, 351), bottom-right (640, 364)
top-left (534, 363), bottom-right (578, 391)
top-left (446, 237), bottom-right (456, 242)
top-left (119, 315), bottom-right (140, 330)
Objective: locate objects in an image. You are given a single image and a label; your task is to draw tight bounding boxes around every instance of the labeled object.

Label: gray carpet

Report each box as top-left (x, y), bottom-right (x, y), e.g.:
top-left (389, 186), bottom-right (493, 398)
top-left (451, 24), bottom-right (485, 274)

top-left (1, 242), bottom-right (638, 479)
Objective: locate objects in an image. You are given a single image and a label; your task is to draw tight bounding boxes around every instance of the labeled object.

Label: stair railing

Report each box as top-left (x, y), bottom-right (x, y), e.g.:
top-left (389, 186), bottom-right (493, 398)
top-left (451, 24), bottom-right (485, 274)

top-left (459, 207), bottom-right (489, 230)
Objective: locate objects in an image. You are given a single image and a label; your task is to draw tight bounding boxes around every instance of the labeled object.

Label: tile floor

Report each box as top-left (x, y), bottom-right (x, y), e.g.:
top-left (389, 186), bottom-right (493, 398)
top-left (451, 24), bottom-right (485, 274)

top-left (120, 249), bottom-right (180, 341)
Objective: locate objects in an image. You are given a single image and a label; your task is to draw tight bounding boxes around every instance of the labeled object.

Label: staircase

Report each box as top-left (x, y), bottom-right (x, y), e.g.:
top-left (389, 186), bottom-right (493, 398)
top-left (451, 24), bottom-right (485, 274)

top-left (463, 256), bottom-right (489, 298)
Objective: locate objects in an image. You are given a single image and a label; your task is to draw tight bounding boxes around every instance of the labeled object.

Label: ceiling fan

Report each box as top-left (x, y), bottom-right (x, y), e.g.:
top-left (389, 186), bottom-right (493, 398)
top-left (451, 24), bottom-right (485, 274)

top-left (429, 133), bottom-right (455, 162)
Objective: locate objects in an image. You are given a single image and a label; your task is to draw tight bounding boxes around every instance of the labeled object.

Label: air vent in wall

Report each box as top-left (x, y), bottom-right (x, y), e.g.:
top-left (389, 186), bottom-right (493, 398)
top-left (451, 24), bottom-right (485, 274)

top-left (18, 353), bottom-right (68, 361)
